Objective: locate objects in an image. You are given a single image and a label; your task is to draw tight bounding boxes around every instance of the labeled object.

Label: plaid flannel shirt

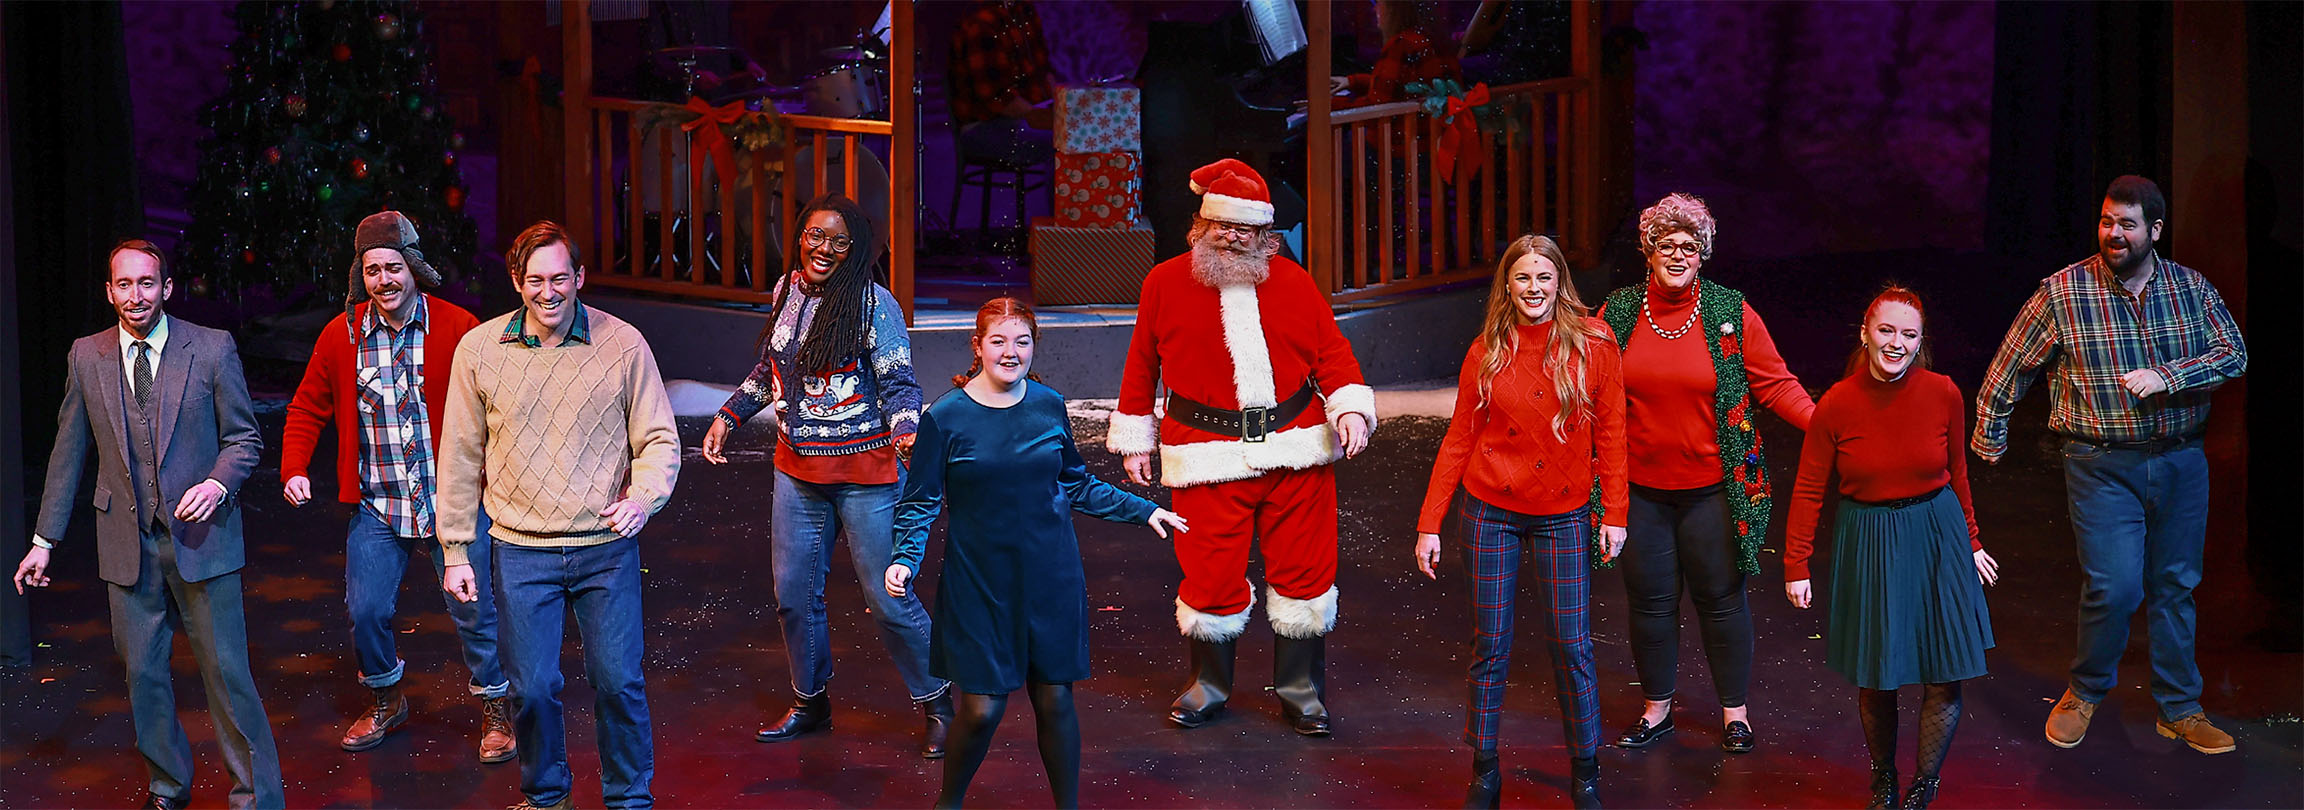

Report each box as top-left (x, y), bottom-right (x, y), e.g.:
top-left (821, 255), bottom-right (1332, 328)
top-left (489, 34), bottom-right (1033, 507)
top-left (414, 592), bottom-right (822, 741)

top-left (357, 296), bottom-right (437, 538)
top-left (946, 1), bottom-right (1053, 125)
top-left (1972, 252), bottom-right (2248, 460)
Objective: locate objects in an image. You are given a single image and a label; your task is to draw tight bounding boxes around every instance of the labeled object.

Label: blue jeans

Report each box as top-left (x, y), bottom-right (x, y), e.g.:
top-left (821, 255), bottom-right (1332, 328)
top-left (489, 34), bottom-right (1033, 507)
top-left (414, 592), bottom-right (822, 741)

top-left (2062, 439), bottom-right (2211, 720)
top-left (495, 537), bottom-right (653, 809)
top-left (772, 470), bottom-right (946, 700)
top-left (345, 505), bottom-right (507, 697)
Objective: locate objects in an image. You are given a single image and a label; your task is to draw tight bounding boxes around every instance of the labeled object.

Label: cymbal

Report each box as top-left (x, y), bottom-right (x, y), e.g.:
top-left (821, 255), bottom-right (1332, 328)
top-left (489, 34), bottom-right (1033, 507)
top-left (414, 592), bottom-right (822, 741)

top-left (653, 44), bottom-right (740, 59)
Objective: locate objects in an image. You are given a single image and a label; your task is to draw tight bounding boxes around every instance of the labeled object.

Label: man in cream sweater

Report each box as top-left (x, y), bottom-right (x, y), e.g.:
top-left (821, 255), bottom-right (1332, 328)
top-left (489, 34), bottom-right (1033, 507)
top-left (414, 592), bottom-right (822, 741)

top-left (436, 221), bottom-right (681, 810)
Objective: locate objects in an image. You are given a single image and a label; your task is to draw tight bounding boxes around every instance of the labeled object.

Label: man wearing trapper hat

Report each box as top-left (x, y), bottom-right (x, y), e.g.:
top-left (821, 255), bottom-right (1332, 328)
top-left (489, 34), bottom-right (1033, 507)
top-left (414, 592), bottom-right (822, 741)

top-left (280, 210), bottom-right (512, 762)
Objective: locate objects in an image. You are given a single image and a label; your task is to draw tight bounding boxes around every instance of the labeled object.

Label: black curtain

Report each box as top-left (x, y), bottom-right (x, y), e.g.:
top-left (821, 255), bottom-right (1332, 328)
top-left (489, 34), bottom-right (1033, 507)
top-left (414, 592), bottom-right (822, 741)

top-left (2, 0), bottom-right (146, 665)
top-left (2244, 0), bottom-right (2303, 651)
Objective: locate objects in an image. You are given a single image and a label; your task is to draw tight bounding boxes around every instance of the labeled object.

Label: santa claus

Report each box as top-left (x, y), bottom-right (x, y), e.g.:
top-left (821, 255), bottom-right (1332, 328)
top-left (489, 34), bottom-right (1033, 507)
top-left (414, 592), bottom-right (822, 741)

top-left (1109, 158), bottom-right (1375, 736)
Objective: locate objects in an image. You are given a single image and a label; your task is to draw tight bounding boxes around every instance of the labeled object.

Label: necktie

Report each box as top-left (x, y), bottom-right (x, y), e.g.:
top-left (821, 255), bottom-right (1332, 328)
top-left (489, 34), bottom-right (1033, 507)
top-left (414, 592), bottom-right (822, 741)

top-left (133, 341), bottom-right (154, 409)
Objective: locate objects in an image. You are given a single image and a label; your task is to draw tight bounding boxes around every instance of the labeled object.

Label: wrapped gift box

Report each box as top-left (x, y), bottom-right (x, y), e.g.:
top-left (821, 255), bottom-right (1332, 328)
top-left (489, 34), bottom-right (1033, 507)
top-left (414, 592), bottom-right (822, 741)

top-left (1052, 151), bottom-right (1142, 229)
top-left (1028, 217), bottom-right (1155, 306)
top-left (1053, 85), bottom-right (1142, 153)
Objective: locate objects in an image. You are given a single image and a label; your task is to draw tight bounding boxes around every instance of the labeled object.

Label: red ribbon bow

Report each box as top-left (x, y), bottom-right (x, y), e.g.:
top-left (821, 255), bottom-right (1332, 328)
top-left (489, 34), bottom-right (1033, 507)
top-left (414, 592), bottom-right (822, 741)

top-left (1435, 82), bottom-right (1491, 186)
top-left (680, 96), bottom-right (747, 192)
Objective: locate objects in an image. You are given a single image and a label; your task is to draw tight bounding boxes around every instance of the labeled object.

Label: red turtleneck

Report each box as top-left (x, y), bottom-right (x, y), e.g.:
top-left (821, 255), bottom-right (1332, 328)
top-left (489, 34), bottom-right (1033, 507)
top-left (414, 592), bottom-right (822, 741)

top-left (1418, 319), bottom-right (1629, 533)
top-left (1605, 278), bottom-right (1814, 490)
top-left (1782, 368), bottom-right (1981, 582)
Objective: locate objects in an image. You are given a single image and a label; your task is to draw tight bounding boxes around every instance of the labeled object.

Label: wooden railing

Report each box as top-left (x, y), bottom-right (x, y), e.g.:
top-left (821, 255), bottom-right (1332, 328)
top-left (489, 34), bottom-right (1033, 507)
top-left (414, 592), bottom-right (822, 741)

top-left (1320, 78), bottom-right (1596, 303)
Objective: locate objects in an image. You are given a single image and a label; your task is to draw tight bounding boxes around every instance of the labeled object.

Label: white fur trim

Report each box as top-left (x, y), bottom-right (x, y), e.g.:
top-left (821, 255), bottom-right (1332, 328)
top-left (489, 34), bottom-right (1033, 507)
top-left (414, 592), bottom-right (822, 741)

top-left (1107, 410), bottom-right (1160, 456)
top-left (1217, 285), bottom-right (1278, 408)
top-left (1176, 587), bottom-right (1255, 642)
top-left (1321, 383), bottom-right (1376, 433)
top-left (1158, 424), bottom-right (1341, 488)
top-left (1266, 585), bottom-right (1338, 638)
top-left (1199, 193), bottom-right (1275, 226)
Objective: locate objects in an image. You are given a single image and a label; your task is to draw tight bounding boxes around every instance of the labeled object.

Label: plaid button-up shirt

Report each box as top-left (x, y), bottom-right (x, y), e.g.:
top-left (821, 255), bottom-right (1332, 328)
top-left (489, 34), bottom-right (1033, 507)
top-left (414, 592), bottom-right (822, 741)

top-left (357, 296), bottom-right (437, 538)
top-left (1972, 253), bottom-right (2248, 460)
top-left (946, 0), bottom-right (1052, 125)
top-left (500, 299), bottom-right (593, 348)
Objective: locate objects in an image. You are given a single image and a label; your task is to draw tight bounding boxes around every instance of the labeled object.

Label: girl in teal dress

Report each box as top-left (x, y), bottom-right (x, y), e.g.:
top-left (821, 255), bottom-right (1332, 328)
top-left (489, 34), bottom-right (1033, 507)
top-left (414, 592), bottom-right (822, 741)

top-left (885, 298), bottom-right (1187, 809)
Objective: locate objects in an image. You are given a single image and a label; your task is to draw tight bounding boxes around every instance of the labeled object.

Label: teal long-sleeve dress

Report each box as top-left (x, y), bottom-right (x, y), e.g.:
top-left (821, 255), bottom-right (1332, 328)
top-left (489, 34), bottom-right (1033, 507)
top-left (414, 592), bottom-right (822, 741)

top-left (892, 382), bottom-right (1157, 693)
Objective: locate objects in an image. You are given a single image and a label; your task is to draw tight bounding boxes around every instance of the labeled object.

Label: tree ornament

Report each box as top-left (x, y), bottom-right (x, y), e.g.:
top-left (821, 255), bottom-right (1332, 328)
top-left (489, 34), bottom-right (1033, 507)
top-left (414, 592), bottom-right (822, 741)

top-left (442, 151), bottom-right (456, 168)
top-left (444, 186), bottom-right (465, 210)
top-left (419, 105), bottom-right (435, 120)
top-left (375, 14), bottom-right (402, 41)
top-left (319, 184), bottom-right (336, 202)
top-left (353, 123), bottom-right (372, 142)
top-left (233, 183), bottom-right (252, 199)
top-left (405, 95), bottom-right (422, 112)
top-left (450, 131), bottom-right (466, 149)
top-left (264, 146), bottom-right (283, 165)
top-left (241, 250), bottom-right (257, 265)
top-left (284, 94), bottom-right (307, 117)
top-left (189, 276), bottom-right (212, 297)
top-left (349, 157), bottom-right (369, 179)
top-left (331, 43), bottom-right (352, 62)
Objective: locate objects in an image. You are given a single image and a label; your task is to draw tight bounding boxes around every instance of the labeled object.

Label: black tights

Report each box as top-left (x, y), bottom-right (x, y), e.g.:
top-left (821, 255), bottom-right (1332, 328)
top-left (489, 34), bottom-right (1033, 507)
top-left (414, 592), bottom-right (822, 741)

top-left (1857, 681), bottom-right (1964, 779)
top-left (935, 682), bottom-right (1080, 809)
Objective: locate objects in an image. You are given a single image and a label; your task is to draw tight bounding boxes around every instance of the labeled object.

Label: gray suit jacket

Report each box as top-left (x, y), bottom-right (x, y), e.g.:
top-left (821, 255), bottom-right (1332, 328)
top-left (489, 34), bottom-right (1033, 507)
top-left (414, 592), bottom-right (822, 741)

top-left (34, 319), bottom-right (262, 587)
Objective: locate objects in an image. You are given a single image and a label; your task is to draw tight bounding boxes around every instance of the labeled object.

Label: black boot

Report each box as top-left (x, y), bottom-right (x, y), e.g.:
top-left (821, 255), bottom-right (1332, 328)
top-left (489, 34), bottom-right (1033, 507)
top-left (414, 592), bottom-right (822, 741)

top-left (920, 689), bottom-right (955, 759)
top-left (1899, 775), bottom-right (1939, 810)
top-left (1866, 767), bottom-right (1899, 810)
top-left (1168, 637), bottom-right (1237, 728)
top-left (1463, 752), bottom-right (1501, 810)
top-left (756, 692), bottom-right (831, 741)
top-left (1273, 634), bottom-right (1331, 736)
top-left (1570, 755), bottom-right (1601, 809)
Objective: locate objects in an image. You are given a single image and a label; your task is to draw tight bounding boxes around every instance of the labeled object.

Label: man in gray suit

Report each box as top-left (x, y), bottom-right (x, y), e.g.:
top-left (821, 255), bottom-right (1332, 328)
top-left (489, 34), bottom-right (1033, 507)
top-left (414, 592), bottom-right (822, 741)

top-left (13, 240), bottom-right (285, 810)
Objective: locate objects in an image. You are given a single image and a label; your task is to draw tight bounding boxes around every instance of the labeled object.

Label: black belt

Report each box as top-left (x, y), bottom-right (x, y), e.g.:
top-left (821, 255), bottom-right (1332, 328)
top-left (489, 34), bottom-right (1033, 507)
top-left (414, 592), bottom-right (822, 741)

top-left (2066, 434), bottom-right (2201, 454)
top-left (1166, 382), bottom-right (1317, 443)
top-left (1855, 487), bottom-right (1945, 510)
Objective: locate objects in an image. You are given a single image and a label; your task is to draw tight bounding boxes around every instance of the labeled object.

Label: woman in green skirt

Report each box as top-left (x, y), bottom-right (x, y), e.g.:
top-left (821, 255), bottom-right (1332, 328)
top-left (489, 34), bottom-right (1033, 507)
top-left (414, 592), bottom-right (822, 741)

top-left (1782, 287), bottom-right (1998, 810)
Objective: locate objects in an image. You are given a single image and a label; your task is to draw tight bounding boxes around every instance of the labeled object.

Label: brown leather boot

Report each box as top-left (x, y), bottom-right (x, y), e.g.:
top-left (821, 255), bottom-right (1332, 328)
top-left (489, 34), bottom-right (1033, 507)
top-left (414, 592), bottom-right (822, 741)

top-left (479, 696), bottom-right (517, 763)
top-left (341, 682), bottom-right (409, 751)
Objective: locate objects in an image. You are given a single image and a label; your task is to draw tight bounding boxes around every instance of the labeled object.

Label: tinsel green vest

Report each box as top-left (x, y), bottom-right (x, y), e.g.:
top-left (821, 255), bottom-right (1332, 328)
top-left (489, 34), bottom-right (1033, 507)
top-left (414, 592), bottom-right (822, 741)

top-left (1593, 281), bottom-right (1773, 575)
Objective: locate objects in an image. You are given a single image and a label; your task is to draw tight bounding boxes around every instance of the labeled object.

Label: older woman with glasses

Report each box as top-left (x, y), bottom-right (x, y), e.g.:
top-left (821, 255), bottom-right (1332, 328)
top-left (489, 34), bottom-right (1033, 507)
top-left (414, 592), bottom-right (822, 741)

top-left (1595, 192), bottom-right (1815, 755)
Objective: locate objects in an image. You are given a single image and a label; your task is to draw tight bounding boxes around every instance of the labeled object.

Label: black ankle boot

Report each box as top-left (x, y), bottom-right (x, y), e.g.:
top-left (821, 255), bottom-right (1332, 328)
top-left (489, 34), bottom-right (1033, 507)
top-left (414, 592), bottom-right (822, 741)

top-left (920, 690), bottom-right (955, 758)
top-left (1570, 755), bottom-right (1601, 809)
top-left (1866, 766), bottom-right (1899, 809)
top-left (1272, 635), bottom-right (1331, 736)
top-left (1463, 752), bottom-right (1500, 810)
top-left (756, 693), bottom-right (831, 741)
top-left (1900, 775), bottom-right (1939, 810)
top-left (1168, 637), bottom-right (1237, 728)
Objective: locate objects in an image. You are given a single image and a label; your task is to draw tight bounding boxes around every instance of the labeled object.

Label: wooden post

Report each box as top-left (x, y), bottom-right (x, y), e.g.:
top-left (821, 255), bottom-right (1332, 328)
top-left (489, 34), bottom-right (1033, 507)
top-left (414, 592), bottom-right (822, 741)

top-left (1305, 0), bottom-right (1335, 294)
top-left (1570, 0), bottom-right (1601, 258)
top-left (562, 0), bottom-right (593, 258)
top-left (890, 0), bottom-right (918, 324)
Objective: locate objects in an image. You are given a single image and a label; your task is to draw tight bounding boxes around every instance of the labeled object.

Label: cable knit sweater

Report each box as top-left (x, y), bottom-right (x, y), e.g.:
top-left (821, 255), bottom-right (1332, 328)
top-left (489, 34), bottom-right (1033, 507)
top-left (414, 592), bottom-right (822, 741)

top-left (436, 304), bottom-right (681, 565)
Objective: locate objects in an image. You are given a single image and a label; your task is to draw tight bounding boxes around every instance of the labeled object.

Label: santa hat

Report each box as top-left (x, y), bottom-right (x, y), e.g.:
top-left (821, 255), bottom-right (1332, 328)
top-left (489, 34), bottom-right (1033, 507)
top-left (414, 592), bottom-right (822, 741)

top-left (1189, 158), bottom-right (1275, 227)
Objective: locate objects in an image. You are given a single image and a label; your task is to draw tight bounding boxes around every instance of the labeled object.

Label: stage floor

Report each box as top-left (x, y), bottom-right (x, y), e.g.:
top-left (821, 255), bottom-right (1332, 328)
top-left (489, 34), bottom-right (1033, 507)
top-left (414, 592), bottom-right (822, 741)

top-left (3, 400), bottom-right (2299, 809)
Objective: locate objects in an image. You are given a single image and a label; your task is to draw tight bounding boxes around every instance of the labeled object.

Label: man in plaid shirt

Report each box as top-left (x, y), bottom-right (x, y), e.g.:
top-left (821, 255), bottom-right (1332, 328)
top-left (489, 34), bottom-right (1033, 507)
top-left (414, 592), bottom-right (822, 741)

top-left (1973, 176), bottom-right (2248, 756)
top-left (282, 211), bottom-right (511, 762)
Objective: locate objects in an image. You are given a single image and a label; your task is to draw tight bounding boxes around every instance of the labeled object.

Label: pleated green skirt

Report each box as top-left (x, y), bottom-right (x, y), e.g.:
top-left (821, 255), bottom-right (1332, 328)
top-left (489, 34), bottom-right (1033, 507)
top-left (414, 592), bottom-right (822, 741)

top-left (1825, 487), bottom-right (1995, 689)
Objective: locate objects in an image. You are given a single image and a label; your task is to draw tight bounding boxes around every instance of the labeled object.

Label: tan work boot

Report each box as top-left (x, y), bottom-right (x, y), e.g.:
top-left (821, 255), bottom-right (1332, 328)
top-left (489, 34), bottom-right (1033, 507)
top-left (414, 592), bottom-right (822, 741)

top-left (2156, 713), bottom-right (2236, 754)
top-left (2044, 688), bottom-right (2097, 749)
top-left (341, 682), bottom-right (409, 751)
top-left (479, 696), bottom-right (517, 763)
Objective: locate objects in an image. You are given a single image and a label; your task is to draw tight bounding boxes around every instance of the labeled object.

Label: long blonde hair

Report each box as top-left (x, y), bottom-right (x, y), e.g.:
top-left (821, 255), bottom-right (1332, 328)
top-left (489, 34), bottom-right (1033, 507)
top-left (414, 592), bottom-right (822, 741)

top-left (1475, 235), bottom-right (1602, 440)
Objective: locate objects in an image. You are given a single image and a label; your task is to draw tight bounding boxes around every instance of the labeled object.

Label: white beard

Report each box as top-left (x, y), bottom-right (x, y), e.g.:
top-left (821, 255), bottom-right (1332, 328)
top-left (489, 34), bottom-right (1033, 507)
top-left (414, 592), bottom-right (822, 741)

top-left (1191, 238), bottom-right (1274, 287)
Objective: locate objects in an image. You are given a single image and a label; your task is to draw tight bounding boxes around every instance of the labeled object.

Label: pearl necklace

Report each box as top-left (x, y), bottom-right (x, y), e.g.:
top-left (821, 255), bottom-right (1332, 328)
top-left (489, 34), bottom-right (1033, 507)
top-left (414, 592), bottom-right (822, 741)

top-left (1642, 281), bottom-right (1700, 340)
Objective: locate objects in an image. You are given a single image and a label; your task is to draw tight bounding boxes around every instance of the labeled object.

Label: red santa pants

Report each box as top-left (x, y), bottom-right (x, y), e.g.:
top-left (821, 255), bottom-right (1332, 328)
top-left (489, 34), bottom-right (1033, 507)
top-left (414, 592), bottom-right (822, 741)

top-left (1169, 464), bottom-right (1338, 616)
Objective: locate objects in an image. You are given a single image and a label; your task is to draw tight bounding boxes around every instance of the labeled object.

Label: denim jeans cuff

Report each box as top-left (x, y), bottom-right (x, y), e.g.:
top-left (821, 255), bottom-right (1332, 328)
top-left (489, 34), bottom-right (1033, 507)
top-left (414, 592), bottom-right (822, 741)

top-left (359, 658), bottom-right (407, 689)
top-left (912, 682), bottom-right (953, 703)
top-left (792, 681), bottom-right (828, 700)
top-left (472, 679), bottom-right (512, 699)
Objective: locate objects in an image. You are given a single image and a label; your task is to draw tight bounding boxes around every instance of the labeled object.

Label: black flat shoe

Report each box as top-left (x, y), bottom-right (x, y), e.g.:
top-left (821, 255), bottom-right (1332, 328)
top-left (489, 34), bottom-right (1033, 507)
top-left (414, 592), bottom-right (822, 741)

top-left (1615, 716), bottom-right (1675, 749)
top-left (1721, 720), bottom-right (1756, 754)
top-left (1168, 703), bottom-right (1225, 729)
top-left (1283, 708), bottom-right (1332, 737)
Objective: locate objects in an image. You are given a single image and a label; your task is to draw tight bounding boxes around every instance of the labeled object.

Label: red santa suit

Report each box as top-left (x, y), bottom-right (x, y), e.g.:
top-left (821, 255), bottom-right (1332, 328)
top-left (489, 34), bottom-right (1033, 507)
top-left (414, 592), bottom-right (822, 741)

top-left (1107, 160), bottom-right (1376, 644)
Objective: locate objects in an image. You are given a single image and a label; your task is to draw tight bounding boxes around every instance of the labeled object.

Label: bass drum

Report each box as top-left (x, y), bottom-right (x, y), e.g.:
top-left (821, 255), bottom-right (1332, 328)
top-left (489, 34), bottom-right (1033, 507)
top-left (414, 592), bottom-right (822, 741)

top-left (802, 64), bottom-right (885, 119)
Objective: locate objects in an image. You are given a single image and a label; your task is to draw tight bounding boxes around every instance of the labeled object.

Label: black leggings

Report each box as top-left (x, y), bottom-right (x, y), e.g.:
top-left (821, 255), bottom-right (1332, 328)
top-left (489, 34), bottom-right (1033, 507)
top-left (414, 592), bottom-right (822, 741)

top-left (935, 682), bottom-right (1080, 809)
top-left (1620, 483), bottom-right (1752, 708)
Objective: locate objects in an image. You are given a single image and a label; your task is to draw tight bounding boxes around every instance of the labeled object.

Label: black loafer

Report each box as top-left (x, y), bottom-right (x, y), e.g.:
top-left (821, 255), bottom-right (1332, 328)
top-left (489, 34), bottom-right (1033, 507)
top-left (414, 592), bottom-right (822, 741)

top-left (1721, 720), bottom-right (1756, 754)
top-left (1168, 703), bottom-right (1225, 728)
top-left (1284, 710), bottom-right (1332, 737)
top-left (1615, 716), bottom-right (1675, 749)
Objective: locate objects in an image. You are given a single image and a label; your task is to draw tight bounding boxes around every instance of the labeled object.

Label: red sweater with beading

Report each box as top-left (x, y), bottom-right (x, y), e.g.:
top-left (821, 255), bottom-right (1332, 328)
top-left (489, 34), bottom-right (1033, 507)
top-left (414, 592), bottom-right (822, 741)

top-left (1417, 320), bottom-right (1628, 534)
top-left (1608, 279), bottom-right (1814, 490)
top-left (1782, 368), bottom-right (1982, 582)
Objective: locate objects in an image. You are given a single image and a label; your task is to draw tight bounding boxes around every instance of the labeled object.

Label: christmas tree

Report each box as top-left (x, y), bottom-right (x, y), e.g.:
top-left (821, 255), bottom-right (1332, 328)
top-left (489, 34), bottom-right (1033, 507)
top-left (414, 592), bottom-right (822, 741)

top-left (178, 0), bottom-right (476, 300)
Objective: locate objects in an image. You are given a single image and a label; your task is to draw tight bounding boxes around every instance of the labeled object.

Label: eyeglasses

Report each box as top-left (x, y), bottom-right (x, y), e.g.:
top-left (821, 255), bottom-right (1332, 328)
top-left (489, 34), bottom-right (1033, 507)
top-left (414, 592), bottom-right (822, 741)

top-left (1652, 241), bottom-right (1702, 259)
top-left (803, 227), bottom-right (853, 254)
top-left (1209, 222), bottom-right (1268, 238)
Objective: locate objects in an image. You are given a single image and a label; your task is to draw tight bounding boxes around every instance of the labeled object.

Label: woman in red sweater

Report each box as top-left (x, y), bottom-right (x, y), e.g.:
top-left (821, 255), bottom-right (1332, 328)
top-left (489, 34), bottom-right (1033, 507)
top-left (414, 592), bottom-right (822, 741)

top-left (1415, 235), bottom-right (1626, 810)
top-left (1595, 192), bottom-right (1815, 755)
top-left (1784, 288), bottom-right (1997, 810)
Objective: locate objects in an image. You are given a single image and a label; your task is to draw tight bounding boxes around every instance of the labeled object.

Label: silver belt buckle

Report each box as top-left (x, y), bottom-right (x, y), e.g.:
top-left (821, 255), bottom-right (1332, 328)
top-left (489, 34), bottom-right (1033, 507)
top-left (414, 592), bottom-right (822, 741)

top-left (1242, 406), bottom-right (1269, 443)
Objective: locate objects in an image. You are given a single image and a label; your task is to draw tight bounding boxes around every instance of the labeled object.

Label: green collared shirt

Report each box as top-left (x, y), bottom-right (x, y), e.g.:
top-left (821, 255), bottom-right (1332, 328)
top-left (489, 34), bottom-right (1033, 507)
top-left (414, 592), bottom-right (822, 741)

top-left (499, 299), bottom-right (592, 348)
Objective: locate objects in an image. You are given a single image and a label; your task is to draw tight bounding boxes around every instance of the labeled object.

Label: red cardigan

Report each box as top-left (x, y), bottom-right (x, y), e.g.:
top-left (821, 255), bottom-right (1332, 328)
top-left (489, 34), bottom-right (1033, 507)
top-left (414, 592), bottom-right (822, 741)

top-left (1782, 369), bottom-right (1982, 582)
top-left (1417, 320), bottom-right (1629, 534)
top-left (282, 296), bottom-right (482, 504)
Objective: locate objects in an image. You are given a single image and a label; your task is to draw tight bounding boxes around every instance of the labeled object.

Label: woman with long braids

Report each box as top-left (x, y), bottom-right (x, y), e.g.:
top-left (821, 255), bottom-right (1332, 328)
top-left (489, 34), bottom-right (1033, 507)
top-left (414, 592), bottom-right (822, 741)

top-left (1415, 235), bottom-right (1626, 810)
top-left (1597, 192), bottom-right (1814, 755)
top-left (699, 194), bottom-right (955, 757)
top-left (1784, 287), bottom-right (1997, 810)
top-left (883, 298), bottom-right (1187, 808)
